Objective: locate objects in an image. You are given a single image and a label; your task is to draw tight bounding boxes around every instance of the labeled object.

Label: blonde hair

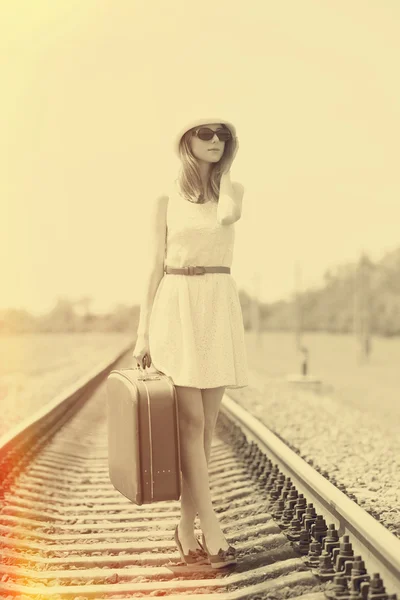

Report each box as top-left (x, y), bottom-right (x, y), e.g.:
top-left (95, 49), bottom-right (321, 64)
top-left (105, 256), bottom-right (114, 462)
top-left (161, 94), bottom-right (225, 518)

top-left (176, 125), bottom-right (236, 203)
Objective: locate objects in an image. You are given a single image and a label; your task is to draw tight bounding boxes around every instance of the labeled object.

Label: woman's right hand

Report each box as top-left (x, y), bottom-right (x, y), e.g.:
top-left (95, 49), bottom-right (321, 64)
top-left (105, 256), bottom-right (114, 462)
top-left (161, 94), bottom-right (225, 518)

top-left (132, 335), bottom-right (152, 369)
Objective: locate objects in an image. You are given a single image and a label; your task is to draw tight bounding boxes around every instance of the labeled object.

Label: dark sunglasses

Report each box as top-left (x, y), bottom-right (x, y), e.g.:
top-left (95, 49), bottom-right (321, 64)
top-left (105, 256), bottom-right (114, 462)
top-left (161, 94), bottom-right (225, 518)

top-left (193, 127), bottom-right (232, 142)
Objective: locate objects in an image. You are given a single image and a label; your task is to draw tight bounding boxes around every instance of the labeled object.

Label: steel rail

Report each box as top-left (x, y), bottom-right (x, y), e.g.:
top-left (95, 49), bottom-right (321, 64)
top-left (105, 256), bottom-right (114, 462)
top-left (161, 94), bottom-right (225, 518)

top-left (221, 392), bottom-right (400, 597)
top-left (0, 340), bottom-right (134, 462)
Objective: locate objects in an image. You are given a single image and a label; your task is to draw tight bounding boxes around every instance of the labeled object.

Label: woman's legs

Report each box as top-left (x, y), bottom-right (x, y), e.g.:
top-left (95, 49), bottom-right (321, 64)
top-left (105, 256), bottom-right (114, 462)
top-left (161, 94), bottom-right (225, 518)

top-left (202, 386), bottom-right (226, 463)
top-left (179, 386), bottom-right (225, 532)
top-left (176, 386), bottom-right (205, 554)
top-left (176, 385), bottom-right (228, 556)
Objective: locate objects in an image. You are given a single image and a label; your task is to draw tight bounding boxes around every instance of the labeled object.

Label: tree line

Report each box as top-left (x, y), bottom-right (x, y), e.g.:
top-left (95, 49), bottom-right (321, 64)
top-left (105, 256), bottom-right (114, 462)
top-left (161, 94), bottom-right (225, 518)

top-left (1, 246), bottom-right (399, 336)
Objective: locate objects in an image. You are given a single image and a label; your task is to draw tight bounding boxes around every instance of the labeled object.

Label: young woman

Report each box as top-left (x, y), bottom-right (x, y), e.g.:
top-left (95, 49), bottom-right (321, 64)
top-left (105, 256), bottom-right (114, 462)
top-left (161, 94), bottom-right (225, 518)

top-left (133, 117), bottom-right (249, 569)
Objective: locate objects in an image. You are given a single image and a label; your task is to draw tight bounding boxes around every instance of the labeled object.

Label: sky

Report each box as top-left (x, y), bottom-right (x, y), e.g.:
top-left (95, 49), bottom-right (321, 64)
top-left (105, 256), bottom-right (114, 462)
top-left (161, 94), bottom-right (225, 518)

top-left (1, 0), bottom-right (400, 316)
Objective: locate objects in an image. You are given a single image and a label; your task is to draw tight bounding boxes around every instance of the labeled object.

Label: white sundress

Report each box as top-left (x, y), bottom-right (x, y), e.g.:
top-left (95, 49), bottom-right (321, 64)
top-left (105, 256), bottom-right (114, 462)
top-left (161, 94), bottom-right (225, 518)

top-left (148, 179), bottom-right (249, 389)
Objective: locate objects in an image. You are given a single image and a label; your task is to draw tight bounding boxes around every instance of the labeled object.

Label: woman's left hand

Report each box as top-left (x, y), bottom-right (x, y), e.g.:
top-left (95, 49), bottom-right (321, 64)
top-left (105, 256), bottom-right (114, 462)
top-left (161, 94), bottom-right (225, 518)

top-left (221, 136), bottom-right (239, 174)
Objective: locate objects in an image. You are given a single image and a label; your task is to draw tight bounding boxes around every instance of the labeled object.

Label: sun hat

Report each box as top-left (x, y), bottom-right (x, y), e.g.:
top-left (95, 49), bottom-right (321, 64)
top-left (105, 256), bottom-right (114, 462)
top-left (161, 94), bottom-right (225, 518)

top-left (173, 117), bottom-right (237, 157)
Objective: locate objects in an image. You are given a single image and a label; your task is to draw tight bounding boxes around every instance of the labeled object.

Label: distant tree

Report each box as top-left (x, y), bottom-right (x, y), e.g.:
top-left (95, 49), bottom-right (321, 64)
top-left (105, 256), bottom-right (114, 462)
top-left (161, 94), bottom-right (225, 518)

top-left (39, 297), bottom-right (77, 332)
top-left (0, 309), bottom-right (37, 333)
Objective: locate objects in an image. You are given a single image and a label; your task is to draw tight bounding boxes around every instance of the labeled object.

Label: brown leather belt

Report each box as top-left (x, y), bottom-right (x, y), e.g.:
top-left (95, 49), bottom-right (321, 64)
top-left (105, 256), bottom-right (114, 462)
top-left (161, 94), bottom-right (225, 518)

top-left (164, 265), bottom-right (231, 275)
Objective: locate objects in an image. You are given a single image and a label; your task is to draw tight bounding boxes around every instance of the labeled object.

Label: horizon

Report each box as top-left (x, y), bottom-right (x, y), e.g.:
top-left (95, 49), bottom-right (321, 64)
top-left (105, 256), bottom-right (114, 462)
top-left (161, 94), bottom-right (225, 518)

top-left (1, 240), bottom-right (397, 319)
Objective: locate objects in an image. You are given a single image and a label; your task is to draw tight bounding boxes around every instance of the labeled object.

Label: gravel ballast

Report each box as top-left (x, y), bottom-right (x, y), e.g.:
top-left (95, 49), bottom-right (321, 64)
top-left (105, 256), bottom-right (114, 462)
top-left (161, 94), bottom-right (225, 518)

top-left (227, 364), bottom-right (400, 541)
top-left (0, 333), bottom-right (132, 438)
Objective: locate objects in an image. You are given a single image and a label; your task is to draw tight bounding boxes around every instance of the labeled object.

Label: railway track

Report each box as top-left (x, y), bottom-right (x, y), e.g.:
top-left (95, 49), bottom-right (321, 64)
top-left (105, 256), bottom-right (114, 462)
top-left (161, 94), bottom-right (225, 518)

top-left (0, 346), bottom-right (399, 599)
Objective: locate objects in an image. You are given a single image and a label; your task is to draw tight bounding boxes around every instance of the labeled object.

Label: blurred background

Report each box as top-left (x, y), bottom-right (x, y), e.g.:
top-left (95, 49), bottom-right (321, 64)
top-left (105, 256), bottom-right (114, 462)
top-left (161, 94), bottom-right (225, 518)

top-left (1, 1), bottom-right (400, 433)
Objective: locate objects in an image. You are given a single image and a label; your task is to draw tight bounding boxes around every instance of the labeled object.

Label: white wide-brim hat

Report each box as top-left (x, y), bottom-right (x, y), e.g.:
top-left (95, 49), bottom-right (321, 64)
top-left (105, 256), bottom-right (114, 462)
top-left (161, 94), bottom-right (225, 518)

top-left (173, 117), bottom-right (237, 157)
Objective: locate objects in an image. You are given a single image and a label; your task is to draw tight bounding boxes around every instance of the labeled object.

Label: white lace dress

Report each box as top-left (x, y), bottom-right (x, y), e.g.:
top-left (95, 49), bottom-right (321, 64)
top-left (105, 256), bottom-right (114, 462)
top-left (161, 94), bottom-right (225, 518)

top-left (148, 180), bottom-right (249, 389)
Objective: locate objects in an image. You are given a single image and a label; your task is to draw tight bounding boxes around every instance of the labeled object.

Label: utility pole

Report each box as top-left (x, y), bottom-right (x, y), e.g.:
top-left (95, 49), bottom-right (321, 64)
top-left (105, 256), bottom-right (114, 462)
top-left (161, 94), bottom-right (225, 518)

top-left (354, 252), bottom-right (373, 363)
top-left (250, 270), bottom-right (262, 350)
top-left (287, 260), bottom-right (321, 387)
top-left (294, 261), bottom-right (303, 351)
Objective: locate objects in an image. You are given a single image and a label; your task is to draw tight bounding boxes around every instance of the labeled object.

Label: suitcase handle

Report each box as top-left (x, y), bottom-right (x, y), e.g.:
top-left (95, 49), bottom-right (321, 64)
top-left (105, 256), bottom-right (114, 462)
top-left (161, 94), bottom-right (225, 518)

top-left (116, 365), bottom-right (165, 381)
top-left (136, 366), bottom-right (164, 381)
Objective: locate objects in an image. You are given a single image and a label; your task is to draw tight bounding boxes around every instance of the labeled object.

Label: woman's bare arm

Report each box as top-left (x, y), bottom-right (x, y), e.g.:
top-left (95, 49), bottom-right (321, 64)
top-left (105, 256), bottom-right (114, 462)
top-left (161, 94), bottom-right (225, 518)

top-left (136, 194), bottom-right (168, 339)
top-left (217, 173), bottom-right (244, 225)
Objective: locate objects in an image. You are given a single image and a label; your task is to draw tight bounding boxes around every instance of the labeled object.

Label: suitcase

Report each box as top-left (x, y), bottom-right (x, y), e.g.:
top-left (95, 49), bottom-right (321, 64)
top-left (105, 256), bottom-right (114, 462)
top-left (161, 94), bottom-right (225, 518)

top-left (106, 365), bottom-right (182, 505)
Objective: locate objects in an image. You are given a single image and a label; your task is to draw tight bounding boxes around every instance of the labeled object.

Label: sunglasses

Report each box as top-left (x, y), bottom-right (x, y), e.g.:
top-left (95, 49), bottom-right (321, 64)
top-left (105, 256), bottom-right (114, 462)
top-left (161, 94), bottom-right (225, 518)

top-left (193, 127), bottom-right (232, 142)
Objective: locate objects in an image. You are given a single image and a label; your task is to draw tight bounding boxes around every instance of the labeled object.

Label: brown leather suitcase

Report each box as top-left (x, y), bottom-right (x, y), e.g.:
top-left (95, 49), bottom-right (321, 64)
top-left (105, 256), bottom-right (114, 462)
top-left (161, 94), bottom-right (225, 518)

top-left (106, 366), bottom-right (182, 505)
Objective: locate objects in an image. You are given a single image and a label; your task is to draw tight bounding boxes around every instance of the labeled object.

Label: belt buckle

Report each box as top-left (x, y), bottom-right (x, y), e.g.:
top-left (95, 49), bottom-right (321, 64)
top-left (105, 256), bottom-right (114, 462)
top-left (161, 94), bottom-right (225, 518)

top-left (187, 266), bottom-right (206, 275)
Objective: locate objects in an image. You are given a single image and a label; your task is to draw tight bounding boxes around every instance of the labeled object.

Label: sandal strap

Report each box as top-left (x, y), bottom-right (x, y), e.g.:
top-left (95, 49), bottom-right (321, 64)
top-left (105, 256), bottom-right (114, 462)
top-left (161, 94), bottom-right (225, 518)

top-left (215, 546), bottom-right (237, 559)
top-left (187, 548), bottom-right (206, 558)
top-left (201, 533), bottom-right (237, 561)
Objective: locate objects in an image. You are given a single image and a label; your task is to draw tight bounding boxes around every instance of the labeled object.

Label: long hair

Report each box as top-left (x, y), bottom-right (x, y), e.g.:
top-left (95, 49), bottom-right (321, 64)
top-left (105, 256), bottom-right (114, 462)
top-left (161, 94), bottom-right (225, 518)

top-left (176, 125), bottom-right (236, 203)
